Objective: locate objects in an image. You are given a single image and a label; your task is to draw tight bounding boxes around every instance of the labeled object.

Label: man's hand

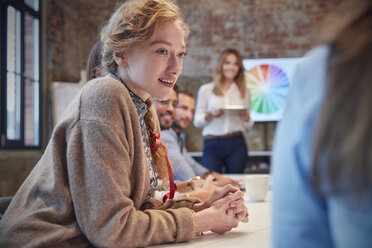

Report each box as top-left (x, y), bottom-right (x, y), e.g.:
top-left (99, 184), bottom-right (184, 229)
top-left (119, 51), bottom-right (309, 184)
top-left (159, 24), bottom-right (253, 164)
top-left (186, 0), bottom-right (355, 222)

top-left (214, 177), bottom-right (243, 189)
top-left (193, 184), bottom-right (239, 212)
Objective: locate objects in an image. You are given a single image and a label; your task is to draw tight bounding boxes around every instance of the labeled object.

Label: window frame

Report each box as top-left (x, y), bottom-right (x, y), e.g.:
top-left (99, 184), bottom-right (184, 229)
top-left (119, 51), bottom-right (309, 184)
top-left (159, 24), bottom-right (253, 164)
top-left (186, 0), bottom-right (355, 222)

top-left (0, 0), bottom-right (42, 149)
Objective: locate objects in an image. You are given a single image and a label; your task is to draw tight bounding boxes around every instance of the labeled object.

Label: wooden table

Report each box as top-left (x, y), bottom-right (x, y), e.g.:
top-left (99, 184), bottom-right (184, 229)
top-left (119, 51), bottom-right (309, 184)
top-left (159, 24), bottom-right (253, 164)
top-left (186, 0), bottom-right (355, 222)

top-left (151, 174), bottom-right (271, 248)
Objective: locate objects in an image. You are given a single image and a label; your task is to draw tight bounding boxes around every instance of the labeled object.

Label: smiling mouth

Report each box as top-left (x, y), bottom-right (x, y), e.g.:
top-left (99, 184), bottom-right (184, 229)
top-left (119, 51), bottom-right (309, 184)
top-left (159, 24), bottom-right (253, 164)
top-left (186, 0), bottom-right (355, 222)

top-left (159, 78), bottom-right (174, 84)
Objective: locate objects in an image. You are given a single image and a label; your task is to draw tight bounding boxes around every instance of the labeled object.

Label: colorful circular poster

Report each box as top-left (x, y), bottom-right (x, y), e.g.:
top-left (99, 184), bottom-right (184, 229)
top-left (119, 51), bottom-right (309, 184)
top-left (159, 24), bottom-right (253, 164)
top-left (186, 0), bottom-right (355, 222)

top-left (245, 64), bottom-right (290, 115)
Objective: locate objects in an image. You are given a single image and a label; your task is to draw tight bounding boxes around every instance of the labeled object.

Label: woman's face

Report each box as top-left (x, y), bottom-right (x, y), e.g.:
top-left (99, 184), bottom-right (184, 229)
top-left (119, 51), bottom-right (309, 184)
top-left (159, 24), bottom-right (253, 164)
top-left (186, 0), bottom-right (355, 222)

top-left (118, 21), bottom-right (186, 101)
top-left (222, 53), bottom-right (240, 82)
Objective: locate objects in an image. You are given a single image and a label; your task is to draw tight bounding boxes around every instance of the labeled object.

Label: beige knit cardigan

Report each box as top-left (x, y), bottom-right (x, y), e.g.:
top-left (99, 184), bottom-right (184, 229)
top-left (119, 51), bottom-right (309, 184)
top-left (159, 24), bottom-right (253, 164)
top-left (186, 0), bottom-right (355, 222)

top-left (0, 76), bottom-right (198, 247)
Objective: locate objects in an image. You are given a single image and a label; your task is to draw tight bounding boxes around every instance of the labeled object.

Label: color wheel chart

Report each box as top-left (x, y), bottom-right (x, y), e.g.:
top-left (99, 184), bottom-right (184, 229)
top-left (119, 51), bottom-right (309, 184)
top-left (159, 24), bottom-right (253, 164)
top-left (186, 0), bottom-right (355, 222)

top-left (243, 57), bottom-right (300, 121)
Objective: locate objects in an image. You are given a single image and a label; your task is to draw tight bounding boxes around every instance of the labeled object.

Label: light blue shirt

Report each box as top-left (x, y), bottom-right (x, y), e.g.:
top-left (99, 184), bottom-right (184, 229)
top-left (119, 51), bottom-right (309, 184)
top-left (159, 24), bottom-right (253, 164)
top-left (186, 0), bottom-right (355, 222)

top-left (162, 128), bottom-right (209, 181)
top-left (271, 45), bottom-right (372, 248)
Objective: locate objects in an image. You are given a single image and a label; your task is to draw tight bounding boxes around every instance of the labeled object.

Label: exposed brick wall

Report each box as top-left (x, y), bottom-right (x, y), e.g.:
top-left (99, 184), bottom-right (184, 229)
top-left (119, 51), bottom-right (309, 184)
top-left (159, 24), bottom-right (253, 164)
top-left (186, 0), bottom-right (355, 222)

top-left (47, 0), bottom-right (118, 82)
top-left (47, 0), bottom-right (355, 81)
top-left (46, 0), bottom-right (357, 152)
top-left (178, 0), bottom-right (350, 76)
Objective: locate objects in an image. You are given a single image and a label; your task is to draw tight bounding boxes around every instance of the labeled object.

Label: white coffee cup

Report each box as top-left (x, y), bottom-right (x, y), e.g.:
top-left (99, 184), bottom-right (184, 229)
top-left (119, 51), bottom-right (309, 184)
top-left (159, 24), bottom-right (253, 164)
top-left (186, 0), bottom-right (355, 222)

top-left (245, 175), bottom-right (269, 202)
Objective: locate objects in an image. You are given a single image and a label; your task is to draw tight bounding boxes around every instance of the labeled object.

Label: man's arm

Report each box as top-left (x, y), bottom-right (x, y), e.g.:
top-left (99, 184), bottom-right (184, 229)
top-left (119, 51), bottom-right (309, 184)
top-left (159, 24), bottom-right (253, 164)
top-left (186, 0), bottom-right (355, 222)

top-left (183, 146), bottom-right (209, 177)
top-left (162, 130), bottom-right (199, 181)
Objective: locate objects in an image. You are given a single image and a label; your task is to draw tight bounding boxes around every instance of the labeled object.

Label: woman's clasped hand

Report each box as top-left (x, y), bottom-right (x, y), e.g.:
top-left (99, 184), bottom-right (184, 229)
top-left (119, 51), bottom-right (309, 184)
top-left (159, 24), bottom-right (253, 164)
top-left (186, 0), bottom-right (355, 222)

top-left (193, 184), bottom-right (249, 234)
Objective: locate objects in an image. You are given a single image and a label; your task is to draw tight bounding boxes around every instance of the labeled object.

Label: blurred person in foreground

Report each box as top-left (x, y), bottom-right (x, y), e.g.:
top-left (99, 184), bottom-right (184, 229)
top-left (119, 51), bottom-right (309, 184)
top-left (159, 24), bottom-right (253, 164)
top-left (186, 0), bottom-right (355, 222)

top-left (271, 1), bottom-right (372, 247)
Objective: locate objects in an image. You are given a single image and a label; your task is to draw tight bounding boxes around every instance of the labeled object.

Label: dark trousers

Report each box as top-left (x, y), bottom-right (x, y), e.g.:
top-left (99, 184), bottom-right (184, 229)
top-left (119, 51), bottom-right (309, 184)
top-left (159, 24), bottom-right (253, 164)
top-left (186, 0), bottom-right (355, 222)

top-left (201, 134), bottom-right (248, 174)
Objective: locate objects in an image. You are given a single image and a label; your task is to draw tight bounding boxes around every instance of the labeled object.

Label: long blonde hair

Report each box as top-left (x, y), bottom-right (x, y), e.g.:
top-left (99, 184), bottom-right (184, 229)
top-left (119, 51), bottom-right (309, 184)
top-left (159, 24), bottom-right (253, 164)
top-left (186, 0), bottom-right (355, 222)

top-left (212, 48), bottom-right (246, 98)
top-left (100, 0), bottom-right (189, 179)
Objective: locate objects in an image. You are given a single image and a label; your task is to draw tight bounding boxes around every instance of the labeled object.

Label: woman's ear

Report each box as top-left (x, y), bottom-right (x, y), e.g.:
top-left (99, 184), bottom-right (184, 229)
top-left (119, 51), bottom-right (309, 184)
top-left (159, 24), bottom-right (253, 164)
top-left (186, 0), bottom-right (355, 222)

top-left (113, 52), bottom-right (127, 67)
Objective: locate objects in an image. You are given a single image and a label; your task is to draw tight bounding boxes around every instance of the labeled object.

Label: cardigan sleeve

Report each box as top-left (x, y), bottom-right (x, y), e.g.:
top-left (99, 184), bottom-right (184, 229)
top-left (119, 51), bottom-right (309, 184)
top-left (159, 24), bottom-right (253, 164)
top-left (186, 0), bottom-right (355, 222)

top-left (65, 80), bottom-right (196, 247)
top-left (141, 198), bottom-right (200, 210)
top-left (66, 119), bottom-right (196, 247)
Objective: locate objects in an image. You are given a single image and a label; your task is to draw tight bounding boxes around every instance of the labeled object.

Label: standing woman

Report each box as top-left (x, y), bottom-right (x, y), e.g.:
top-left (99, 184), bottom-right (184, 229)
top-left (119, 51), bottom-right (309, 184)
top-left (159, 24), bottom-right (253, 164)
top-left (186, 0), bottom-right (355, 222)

top-left (194, 49), bottom-right (251, 173)
top-left (0, 1), bottom-right (248, 247)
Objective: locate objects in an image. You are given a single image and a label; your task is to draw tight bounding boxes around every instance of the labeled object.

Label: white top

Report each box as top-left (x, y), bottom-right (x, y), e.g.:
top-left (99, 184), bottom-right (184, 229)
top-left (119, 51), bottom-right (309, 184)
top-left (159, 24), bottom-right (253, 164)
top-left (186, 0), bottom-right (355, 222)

top-left (193, 82), bottom-right (251, 136)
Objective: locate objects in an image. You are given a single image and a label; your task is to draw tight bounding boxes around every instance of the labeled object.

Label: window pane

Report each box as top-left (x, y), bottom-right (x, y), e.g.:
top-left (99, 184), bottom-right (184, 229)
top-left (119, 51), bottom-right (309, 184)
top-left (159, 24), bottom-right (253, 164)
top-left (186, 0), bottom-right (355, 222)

top-left (6, 7), bottom-right (22, 141)
top-left (24, 13), bottom-right (40, 146)
top-left (25, 13), bottom-right (39, 80)
top-left (7, 7), bottom-right (21, 74)
top-left (24, 78), bottom-right (39, 145)
top-left (6, 73), bottom-right (22, 140)
top-left (25, 0), bottom-right (39, 11)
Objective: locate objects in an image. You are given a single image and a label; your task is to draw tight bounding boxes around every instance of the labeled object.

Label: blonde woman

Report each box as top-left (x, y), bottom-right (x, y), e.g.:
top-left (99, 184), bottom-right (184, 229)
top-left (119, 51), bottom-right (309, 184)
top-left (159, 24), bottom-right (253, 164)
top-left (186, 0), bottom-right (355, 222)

top-left (194, 48), bottom-right (251, 173)
top-left (0, 1), bottom-right (248, 247)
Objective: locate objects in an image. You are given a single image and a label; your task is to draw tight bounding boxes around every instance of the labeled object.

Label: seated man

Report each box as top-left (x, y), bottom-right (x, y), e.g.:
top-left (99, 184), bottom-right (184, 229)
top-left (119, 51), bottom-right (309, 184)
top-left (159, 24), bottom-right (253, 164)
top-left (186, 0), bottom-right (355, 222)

top-left (152, 87), bottom-right (178, 130)
top-left (161, 90), bottom-right (240, 187)
top-left (153, 88), bottom-right (217, 201)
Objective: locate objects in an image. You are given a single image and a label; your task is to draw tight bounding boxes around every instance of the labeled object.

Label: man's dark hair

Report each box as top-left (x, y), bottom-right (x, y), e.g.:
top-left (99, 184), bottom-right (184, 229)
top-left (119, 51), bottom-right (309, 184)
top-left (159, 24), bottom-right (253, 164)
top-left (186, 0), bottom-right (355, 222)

top-left (173, 84), bottom-right (179, 94)
top-left (177, 89), bottom-right (194, 98)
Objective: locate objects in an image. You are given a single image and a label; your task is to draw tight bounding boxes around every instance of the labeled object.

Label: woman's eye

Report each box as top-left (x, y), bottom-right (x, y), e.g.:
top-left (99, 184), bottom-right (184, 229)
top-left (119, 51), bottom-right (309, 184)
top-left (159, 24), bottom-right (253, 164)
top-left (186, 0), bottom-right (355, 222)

top-left (156, 49), bottom-right (168, 55)
top-left (178, 52), bottom-right (187, 58)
